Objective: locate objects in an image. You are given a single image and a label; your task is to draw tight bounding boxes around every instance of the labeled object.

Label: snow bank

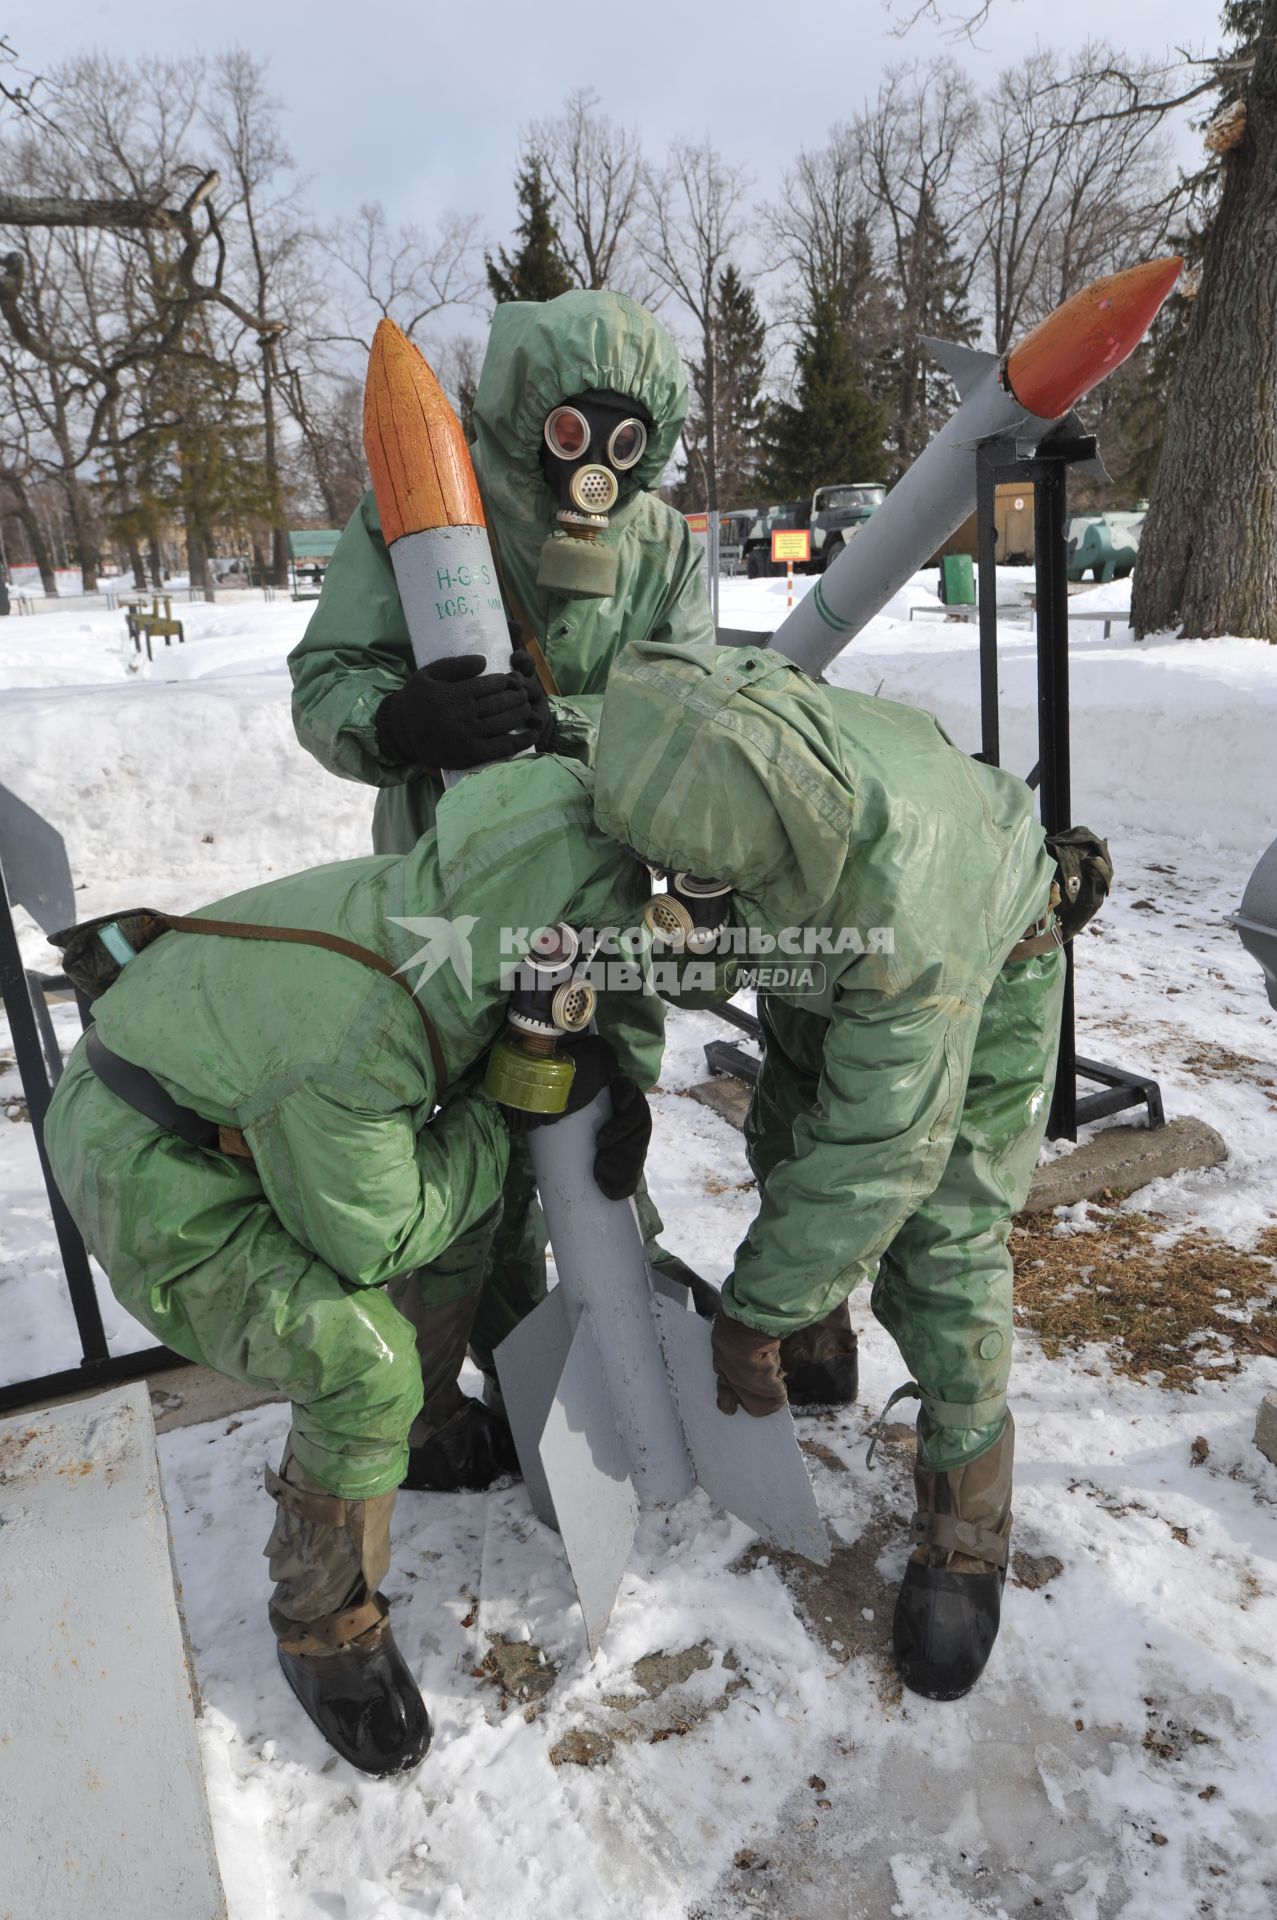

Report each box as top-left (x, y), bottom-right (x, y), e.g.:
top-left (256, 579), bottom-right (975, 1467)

top-left (0, 600), bottom-right (371, 914)
top-left (719, 576), bottom-right (1277, 860)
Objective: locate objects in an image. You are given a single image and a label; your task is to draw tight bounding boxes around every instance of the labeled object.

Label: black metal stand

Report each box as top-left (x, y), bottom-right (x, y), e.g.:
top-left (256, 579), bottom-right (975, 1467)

top-left (0, 858), bottom-right (184, 1416)
top-left (975, 436), bottom-right (1161, 1140)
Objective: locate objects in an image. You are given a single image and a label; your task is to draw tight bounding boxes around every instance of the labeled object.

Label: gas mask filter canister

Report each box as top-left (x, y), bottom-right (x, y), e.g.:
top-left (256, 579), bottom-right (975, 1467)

top-left (483, 922), bottom-right (599, 1115)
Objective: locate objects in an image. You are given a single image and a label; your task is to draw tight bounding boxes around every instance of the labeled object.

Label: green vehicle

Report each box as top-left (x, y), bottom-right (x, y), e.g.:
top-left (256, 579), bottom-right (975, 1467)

top-left (743, 483), bottom-right (887, 577)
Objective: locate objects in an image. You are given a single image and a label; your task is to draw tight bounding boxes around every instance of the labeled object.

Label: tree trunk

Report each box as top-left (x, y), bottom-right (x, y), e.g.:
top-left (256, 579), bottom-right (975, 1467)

top-left (64, 477), bottom-right (100, 594)
top-left (147, 539), bottom-right (163, 588)
top-left (5, 491), bottom-right (57, 594)
top-left (1133, 6), bottom-right (1277, 641)
top-left (260, 338), bottom-right (292, 590)
top-left (128, 542), bottom-right (146, 591)
top-left (186, 517), bottom-right (212, 599)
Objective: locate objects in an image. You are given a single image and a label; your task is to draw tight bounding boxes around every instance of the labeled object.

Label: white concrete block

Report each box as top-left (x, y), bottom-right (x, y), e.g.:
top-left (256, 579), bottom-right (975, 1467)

top-left (0, 1383), bottom-right (225, 1918)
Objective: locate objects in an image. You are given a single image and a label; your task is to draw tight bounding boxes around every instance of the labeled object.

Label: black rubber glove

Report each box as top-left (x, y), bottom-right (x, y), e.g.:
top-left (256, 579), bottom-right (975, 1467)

top-left (374, 654), bottom-right (536, 771)
top-left (591, 1074), bottom-right (652, 1200)
top-left (509, 649), bottom-right (559, 753)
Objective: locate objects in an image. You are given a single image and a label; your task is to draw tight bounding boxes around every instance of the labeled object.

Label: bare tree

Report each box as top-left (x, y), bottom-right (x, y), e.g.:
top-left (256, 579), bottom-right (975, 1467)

top-left (639, 141), bottom-right (752, 512)
top-left (858, 62), bottom-right (981, 467)
top-left (965, 44), bottom-right (1177, 351)
top-left (767, 124), bottom-right (880, 329)
top-left (526, 88), bottom-right (653, 299)
top-left (204, 49), bottom-right (310, 587)
top-left (319, 201), bottom-right (484, 354)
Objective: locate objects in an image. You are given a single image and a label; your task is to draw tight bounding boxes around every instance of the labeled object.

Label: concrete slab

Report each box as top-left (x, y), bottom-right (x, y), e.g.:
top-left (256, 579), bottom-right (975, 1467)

top-left (686, 1076), bottom-right (752, 1130)
top-left (147, 1363), bottom-right (280, 1435)
top-left (34, 1360), bottom-right (280, 1435)
top-left (0, 1383), bottom-right (226, 1919)
top-left (1020, 1114), bottom-right (1227, 1213)
top-left (687, 1079), bottom-right (1227, 1215)
top-left (1255, 1391), bottom-right (1277, 1468)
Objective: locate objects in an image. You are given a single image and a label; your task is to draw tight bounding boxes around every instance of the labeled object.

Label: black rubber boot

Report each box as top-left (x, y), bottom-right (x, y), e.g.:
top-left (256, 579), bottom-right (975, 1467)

top-left (892, 1414), bottom-right (1014, 1701)
top-left (779, 1304), bottom-right (859, 1410)
top-left (892, 1561), bottom-right (1006, 1701)
top-left (402, 1397), bottom-right (520, 1492)
top-left (277, 1610), bottom-right (433, 1777)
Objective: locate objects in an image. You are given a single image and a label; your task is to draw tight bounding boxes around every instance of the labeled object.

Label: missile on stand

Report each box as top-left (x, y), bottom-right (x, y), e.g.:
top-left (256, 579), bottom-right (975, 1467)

top-left (769, 257), bottom-right (1184, 678)
top-left (363, 321), bottom-right (828, 1651)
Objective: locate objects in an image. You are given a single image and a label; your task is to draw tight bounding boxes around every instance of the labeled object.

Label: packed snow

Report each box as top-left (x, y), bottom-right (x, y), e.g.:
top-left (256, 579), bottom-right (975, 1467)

top-left (2, 579), bottom-right (1276, 1918)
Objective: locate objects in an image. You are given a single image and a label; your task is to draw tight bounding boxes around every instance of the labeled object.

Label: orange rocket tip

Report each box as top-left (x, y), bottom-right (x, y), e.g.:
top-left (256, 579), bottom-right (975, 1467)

top-left (363, 318), bottom-right (487, 545)
top-left (1004, 256), bottom-right (1183, 421)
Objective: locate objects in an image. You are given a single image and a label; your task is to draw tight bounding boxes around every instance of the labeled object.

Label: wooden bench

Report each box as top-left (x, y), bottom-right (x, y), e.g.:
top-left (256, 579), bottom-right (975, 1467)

top-left (126, 593), bottom-right (185, 661)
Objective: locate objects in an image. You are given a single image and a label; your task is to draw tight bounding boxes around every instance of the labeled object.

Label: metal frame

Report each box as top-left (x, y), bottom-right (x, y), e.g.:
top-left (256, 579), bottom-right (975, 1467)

top-left (0, 858), bottom-right (184, 1415)
top-left (975, 436), bottom-right (1162, 1141)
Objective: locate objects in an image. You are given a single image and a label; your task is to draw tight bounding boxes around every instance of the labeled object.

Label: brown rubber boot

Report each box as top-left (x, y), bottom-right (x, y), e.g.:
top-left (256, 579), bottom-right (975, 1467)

top-left (265, 1446), bottom-right (431, 1776)
top-left (892, 1413), bottom-right (1014, 1701)
top-left (386, 1282), bottom-right (520, 1492)
top-left (779, 1302), bottom-right (859, 1409)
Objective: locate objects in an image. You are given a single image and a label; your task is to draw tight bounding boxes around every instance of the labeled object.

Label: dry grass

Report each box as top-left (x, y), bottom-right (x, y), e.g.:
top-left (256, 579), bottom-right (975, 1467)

top-left (1012, 1212), bottom-right (1277, 1390)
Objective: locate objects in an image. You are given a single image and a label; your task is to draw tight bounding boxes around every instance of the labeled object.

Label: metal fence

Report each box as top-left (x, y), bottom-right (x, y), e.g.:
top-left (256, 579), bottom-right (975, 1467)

top-left (0, 854), bottom-right (184, 1415)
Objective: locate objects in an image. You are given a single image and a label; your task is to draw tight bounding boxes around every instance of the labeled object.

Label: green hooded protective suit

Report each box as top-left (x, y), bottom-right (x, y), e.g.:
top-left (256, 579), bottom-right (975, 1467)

top-left (287, 290), bottom-right (714, 859)
top-left (44, 756), bottom-right (650, 1499)
top-left (593, 640), bottom-right (1066, 1470)
top-left (286, 291), bottom-right (711, 1321)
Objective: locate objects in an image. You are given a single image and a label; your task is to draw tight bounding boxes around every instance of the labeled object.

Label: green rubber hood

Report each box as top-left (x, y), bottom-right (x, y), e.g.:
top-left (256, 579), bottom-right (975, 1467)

top-left (593, 640), bottom-right (854, 927)
top-left (471, 291), bottom-right (689, 625)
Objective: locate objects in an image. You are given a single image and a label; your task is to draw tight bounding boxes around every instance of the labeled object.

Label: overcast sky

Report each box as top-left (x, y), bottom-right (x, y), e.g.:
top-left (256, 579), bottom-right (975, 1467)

top-left (29, 1), bottom-right (1214, 248)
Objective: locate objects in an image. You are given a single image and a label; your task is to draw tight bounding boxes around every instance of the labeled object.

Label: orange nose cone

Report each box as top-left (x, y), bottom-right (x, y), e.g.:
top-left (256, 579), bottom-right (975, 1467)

top-left (1004, 256), bottom-right (1183, 420)
top-left (363, 318), bottom-right (487, 545)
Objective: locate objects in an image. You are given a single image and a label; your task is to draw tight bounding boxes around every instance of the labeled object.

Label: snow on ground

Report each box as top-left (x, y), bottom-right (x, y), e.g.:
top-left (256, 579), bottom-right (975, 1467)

top-left (2, 582), bottom-right (1277, 1917)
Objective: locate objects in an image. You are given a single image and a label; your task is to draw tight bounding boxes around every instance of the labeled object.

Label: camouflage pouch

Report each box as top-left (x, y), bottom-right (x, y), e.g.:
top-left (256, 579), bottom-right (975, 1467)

top-left (1044, 827), bottom-right (1113, 942)
top-left (49, 909), bottom-right (171, 1001)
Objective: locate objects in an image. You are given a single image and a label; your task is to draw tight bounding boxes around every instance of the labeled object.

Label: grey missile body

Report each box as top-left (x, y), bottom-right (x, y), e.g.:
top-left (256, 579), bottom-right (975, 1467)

top-left (382, 526), bottom-right (827, 1656)
top-left (769, 340), bottom-right (1066, 679)
top-left (768, 257), bottom-right (1185, 680)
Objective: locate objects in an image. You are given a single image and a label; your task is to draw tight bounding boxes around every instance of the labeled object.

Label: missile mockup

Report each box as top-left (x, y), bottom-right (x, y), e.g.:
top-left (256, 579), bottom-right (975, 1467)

top-left (363, 321), bottom-right (828, 1651)
top-left (769, 257), bottom-right (1183, 679)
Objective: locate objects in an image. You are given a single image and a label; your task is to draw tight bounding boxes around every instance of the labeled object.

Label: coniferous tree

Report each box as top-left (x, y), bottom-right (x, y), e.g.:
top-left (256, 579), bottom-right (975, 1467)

top-left (679, 264), bottom-right (766, 508)
top-left (882, 187), bottom-right (976, 474)
top-left (486, 161), bottom-right (574, 304)
top-left (757, 292), bottom-right (887, 500)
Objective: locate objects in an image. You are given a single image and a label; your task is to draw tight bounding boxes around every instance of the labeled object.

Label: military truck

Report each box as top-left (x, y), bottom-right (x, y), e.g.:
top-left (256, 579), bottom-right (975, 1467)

top-left (742, 482), bottom-right (886, 577)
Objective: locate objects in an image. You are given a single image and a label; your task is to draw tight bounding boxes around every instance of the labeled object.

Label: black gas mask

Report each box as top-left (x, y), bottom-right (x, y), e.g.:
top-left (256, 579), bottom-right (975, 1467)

top-left (641, 870), bottom-right (734, 957)
top-left (535, 388), bottom-right (652, 600)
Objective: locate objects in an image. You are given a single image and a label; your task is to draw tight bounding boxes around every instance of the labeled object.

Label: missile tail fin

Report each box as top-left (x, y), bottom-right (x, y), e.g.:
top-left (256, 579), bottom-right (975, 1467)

top-left (1047, 409), bottom-right (1112, 482)
top-left (922, 336), bottom-right (999, 401)
top-left (653, 1295), bottom-right (830, 1567)
top-left (537, 1309), bottom-right (639, 1653)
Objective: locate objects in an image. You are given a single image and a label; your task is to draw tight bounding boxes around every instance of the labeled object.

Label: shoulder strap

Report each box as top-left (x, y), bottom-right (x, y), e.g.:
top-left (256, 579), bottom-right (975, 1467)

top-left (485, 520), bottom-right (561, 697)
top-left (164, 915), bottom-right (447, 1090)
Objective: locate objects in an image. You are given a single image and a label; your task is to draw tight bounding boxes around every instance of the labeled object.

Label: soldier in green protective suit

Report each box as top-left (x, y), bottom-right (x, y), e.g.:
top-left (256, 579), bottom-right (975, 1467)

top-left (287, 291), bottom-right (719, 1475)
top-left (44, 756), bottom-right (654, 1776)
top-left (593, 638), bottom-right (1071, 1701)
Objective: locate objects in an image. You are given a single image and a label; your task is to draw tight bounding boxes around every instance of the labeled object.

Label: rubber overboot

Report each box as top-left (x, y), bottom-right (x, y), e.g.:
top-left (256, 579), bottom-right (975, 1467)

top-left (892, 1413), bottom-right (1014, 1701)
top-left (779, 1302), bottom-right (859, 1409)
top-left (265, 1453), bottom-right (431, 1776)
top-left (402, 1397), bottom-right (520, 1492)
top-left (277, 1606), bottom-right (432, 1778)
